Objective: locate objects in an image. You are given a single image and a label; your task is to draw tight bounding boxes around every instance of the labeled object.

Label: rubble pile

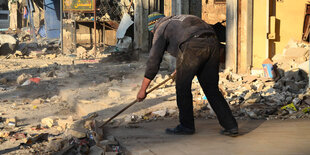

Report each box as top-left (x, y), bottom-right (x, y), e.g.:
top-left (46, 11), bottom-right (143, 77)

top-left (272, 40), bottom-right (310, 73)
top-left (0, 112), bottom-right (123, 154)
top-left (190, 40), bottom-right (310, 120)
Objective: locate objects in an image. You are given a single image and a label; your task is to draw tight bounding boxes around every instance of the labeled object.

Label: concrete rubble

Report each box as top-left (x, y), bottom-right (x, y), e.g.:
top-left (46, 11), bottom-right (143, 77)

top-left (0, 34), bottom-right (17, 55)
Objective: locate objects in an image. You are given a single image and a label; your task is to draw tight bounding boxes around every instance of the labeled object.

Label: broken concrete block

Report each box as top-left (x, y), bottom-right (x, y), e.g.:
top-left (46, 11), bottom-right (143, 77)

top-left (0, 34), bottom-right (17, 55)
top-left (16, 73), bottom-right (32, 85)
top-left (244, 92), bottom-right (261, 103)
top-left (41, 117), bottom-right (55, 128)
top-left (29, 51), bottom-right (43, 58)
top-left (89, 145), bottom-right (104, 155)
top-left (0, 78), bottom-right (7, 84)
top-left (68, 129), bottom-right (87, 138)
top-left (285, 81), bottom-right (300, 93)
top-left (31, 98), bottom-right (44, 105)
top-left (57, 116), bottom-right (74, 130)
top-left (152, 110), bottom-right (167, 117)
top-left (5, 117), bottom-right (17, 127)
top-left (55, 70), bottom-right (73, 78)
top-left (167, 109), bottom-right (177, 115)
top-left (245, 110), bottom-right (257, 119)
top-left (77, 46), bottom-right (87, 59)
top-left (284, 47), bottom-right (308, 58)
top-left (284, 69), bottom-right (307, 82)
top-left (108, 90), bottom-right (121, 99)
top-left (45, 54), bottom-right (56, 59)
top-left (0, 131), bottom-right (10, 138)
top-left (292, 98), bottom-right (301, 105)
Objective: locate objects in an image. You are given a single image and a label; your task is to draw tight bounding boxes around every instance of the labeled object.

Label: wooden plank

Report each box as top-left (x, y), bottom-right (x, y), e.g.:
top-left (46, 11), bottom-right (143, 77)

top-left (164, 0), bottom-right (172, 16)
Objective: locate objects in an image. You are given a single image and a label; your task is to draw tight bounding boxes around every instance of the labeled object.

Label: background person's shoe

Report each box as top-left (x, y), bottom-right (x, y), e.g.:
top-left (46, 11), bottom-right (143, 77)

top-left (220, 127), bottom-right (239, 137)
top-left (165, 124), bottom-right (195, 135)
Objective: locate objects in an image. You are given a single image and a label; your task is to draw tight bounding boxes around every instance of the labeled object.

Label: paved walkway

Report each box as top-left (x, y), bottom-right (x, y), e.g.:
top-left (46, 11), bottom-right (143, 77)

top-left (105, 119), bottom-right (310, 155)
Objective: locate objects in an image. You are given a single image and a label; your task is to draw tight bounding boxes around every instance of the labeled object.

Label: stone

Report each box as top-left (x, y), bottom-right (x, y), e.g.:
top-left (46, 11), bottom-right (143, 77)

top-left (285, 81), bottom-right (300, 93)
top-left (45, 54), bottom-right (56, 59)
top-left (303, 96), bottom-right (310, 105)
top-left (152, 110), bottom-right (167, 117)
top-left (292, 98), bottom-right (301, 105)
top-left (28, 51), bottom-right (43, 58)
top-left (89, 145), bottom-right (104, 155)
top-left (0, 131), bottom-right (10, 138)
top-left (14, 50), bottom-right (23, 56)
top-left (108, 90), bottom-right (121, 99)
top-left (46, 71), bottom-right (55, 77)
top-left (55, 70), bottom-right (73, 78)
top-left (0, 78), bottom-right (7, 84)
top-left (5, 117), bottom-right (17, 127)
top-left (231, 73), bottom-right (243, 82)
top-left (31, 98), bottom-right (44, 105)
top-left (246, 110), bottom-right (257, 119)
top-left (41, 117), bottom-right (54, 128)
top-left (124, 115), bottom-right (132, 123)
top-left (0, 34), bottom-right (17, 55)
top-left (47, 139), bottom-right (63, 152)
top-left (57, 116), bottom-right (73, 130)
top-left (284, 69), bottom-right (307, 82)
top-left (167, 109), bottom-right (177, 115)
top-left (77, 46), bottom-right (87, 59)
top-left (245, 92), bottom-right (261, 103)
top-left (68, 129), bottom-right (87, 138)
top-left (16, 73), bottom-right (32, 85)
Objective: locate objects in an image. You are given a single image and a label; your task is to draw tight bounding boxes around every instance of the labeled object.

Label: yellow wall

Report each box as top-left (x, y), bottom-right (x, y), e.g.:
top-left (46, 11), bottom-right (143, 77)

top-left (253, 0), bottom-right (268, 68)
top-left (273, 0), bottom-right (308, 56)
top-left (252, 0), bottom-right (309, 68)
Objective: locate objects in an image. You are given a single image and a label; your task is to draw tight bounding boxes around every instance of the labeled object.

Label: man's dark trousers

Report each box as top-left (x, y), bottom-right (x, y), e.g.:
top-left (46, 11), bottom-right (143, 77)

top-left (175, 33), bottom-right (238, 130)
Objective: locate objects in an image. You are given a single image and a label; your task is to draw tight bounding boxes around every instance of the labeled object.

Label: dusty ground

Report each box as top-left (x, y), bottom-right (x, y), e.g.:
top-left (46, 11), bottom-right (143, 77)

top-left (106, 119), bottom-right (310, 155)
top-left (0, 52), bottom-right (181, 154)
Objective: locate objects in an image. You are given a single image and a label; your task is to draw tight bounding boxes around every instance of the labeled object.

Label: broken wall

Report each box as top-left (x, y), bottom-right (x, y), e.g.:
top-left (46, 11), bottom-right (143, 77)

top-left (202, 0), bottom-right (226, 24)
top-left (253, 0), bottom-right (309, 68)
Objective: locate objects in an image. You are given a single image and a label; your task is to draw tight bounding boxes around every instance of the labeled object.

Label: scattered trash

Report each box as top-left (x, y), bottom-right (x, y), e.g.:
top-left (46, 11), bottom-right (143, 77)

top-left (41, 117), bottom-right (55, 128)
top-left (281, 103), bottom-right (298, 112)
top-left (29, 77), bottom-right (41, 84)
top-left (302, 107), bottom-right (310, 113)
top-left (262, 58), bottom-right (277, 79)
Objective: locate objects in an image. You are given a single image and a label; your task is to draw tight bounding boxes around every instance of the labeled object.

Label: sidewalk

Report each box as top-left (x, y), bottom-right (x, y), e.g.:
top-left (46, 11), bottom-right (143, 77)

top-left (105, 119), bottom-right (310, 155)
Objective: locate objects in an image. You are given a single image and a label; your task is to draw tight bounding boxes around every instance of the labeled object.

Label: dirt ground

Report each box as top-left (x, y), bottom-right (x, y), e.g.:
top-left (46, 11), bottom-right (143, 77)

top-left (0, 52), bottom-right (182, 154)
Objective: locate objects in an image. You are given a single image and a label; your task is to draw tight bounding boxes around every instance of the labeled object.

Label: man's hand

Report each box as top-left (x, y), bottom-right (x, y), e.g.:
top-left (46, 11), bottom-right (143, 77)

top-left (136, 77), bottom-right (151, 102)
top-left (137, 89), bottom-right (147, 102)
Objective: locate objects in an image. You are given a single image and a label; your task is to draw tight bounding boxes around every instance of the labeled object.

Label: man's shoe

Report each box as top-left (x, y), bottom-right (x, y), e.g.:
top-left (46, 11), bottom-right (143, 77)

top-left (165, 124), bottom-right (195, 135)
top-left (220, 127), bottom-right (239, 137)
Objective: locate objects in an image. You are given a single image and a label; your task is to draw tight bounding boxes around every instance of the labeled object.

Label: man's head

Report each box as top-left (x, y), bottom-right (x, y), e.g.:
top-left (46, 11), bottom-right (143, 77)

top-left (148, 12), bottom-right (165, 32)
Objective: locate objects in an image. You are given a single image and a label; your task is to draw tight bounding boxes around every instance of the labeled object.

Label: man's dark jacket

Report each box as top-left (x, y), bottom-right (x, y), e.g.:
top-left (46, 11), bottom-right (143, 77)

top-left (145, 15), bottom-right (217, 80)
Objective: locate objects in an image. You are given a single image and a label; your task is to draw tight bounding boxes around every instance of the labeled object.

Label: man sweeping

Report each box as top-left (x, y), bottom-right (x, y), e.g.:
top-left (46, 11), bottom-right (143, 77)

top-left (136, 12), bottom-right (238, 136)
